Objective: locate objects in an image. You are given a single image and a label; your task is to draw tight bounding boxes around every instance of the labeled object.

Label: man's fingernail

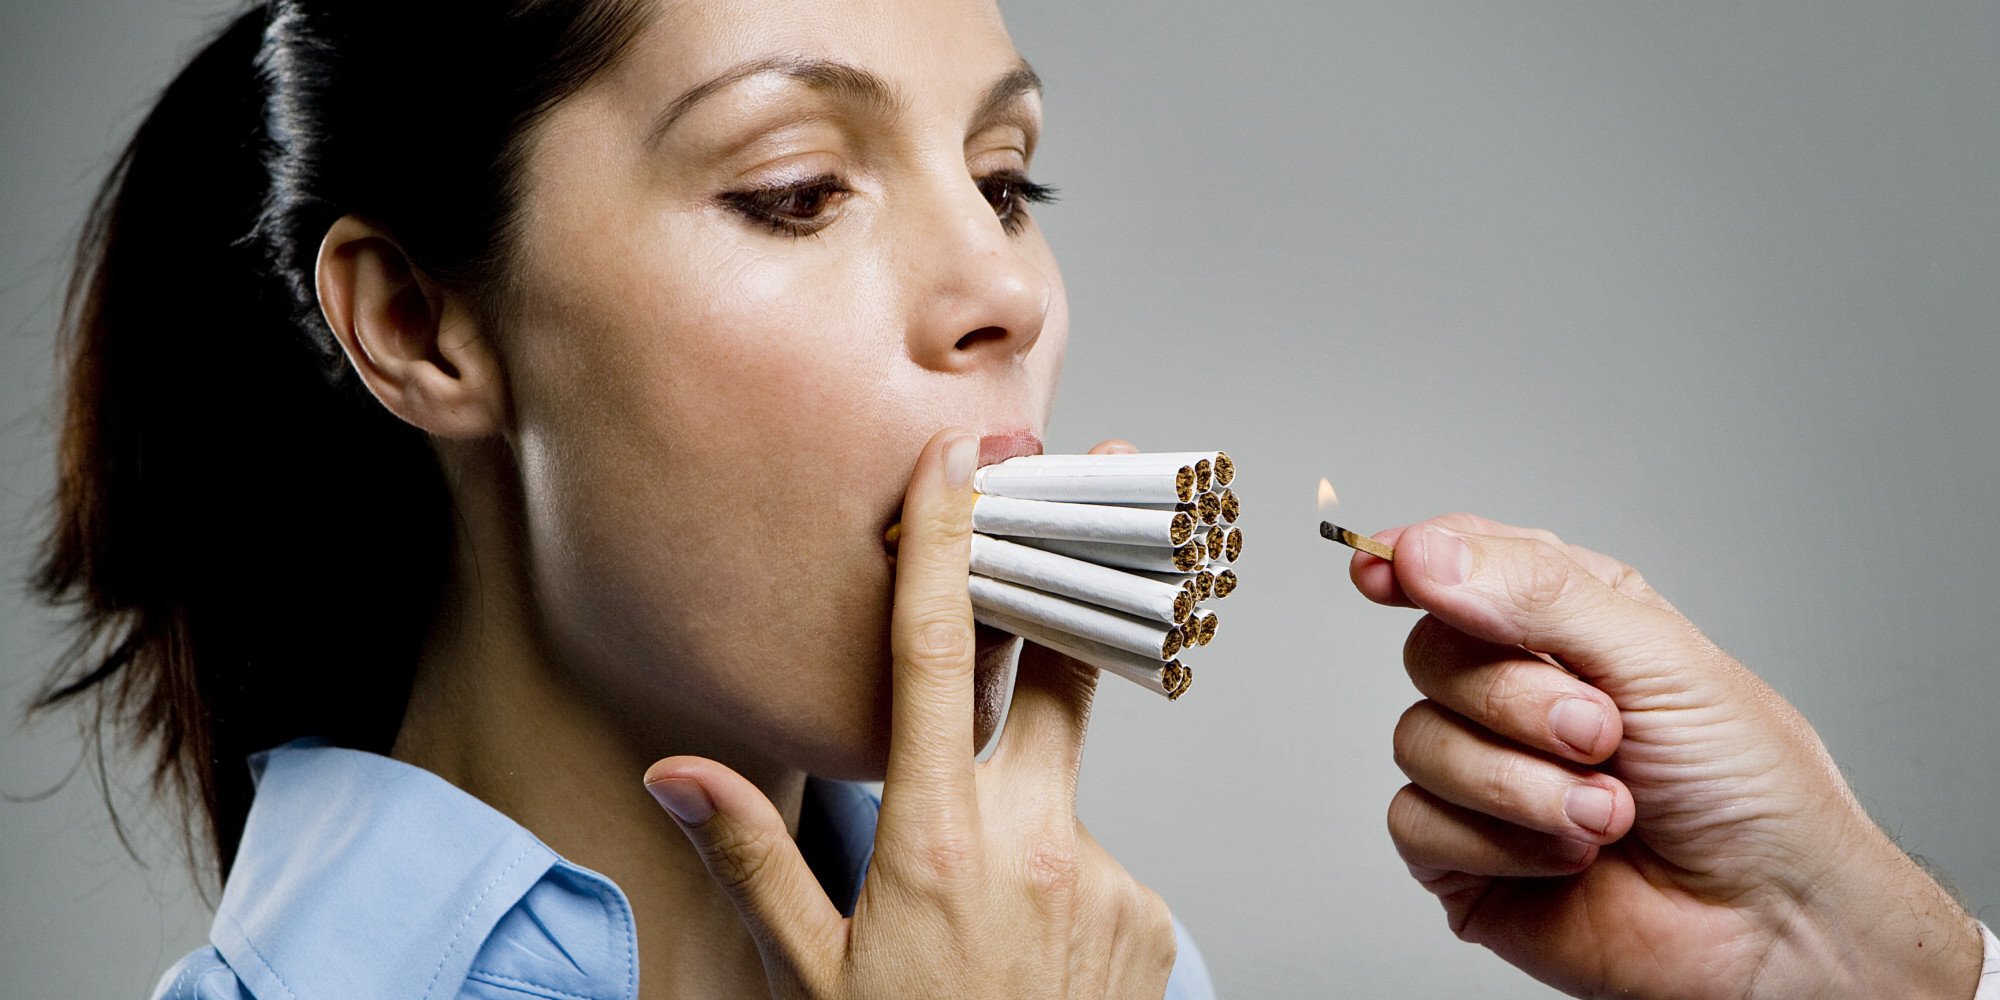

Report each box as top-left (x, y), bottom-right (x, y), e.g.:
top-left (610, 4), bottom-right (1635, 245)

top-left (646, 777), bottom-right (715, 826)
top-left (943, 432), bottom-right (977, 487)
top-left (1105, 441), bottom-right (1139, 454)
top-left (1422, 526), bottom-right (1472, 586)
top-left (1563, 784), bottom-right (1616, 835)
top-left (1549, 699), bottom-right (1607, 755)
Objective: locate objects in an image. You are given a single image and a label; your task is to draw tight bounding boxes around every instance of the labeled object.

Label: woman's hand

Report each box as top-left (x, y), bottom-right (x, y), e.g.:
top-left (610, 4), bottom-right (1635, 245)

top-left (1355, 513), bottom-right (1982, 999)
top-left (643, 429), bottom-right (1177, 999)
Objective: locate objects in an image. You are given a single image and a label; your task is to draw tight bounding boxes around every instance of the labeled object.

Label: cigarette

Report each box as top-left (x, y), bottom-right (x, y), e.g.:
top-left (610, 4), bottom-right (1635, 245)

top-left (971, 534), bottom-right (1196, 624)
top-left (1193, 568), bottom-right (1215, 601)
top-left (969, 575), bottom-right (1185, 660)
top-left (1196, 492), bottom-right (1221, 525)
top-left (1216, 489), bottom-right (1239, 525)
top-left (1016, 452), bottom-right (1232, 486)
top-left (1210, 567), bottom-right (1238, 599)
top-left (1319, 521), bottom-right (1394, 561)
top-left (972, 494), bottom-right (1195, 547)
top-left (1203, 525), bottom-right (1227, 561)
top-left (1188, 610), bottom-right (1219, 646)
top-left (974, 606), bottom-right (1191, 700)
top-left (1222, 527), bottom-right (1243, 563)
top-left (1015, 535), bottom-right (1208, 574)
top-left (974, 457), bottom-right (1197, 504)
top-left (1192, 459), bottom-right (1213, 493)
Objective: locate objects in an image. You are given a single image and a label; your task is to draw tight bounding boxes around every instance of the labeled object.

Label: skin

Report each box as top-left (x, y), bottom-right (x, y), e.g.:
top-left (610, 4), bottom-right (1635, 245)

top-left (305, 0), bottom-right (1979, 995)
top-left (1356, 514), bottom-right (1984, 999)
top-left (314, 0), bottom-right (1174, 995)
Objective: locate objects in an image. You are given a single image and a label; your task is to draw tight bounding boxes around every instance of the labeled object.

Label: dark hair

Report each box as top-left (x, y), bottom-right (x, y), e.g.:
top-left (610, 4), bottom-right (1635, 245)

top-left (33, 0), bottom-right (653, 877)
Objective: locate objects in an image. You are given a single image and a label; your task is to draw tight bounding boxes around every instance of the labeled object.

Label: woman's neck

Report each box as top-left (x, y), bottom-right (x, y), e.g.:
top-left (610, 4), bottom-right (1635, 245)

top-left (393, 457), bottom-right (802, 1000)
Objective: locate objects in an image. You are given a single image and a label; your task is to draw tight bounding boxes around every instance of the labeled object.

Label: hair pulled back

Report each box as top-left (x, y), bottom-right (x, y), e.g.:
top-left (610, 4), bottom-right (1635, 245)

top-left (35, 0), bottom-right (652, 875)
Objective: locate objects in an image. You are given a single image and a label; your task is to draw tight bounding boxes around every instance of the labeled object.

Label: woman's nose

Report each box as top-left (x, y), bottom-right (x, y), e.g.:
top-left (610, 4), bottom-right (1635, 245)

top-left (902, 179), bottom-right (1049, 373)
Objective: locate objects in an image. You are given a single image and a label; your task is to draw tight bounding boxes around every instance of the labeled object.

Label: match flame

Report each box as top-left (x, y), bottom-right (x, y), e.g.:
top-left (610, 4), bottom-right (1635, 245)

top-left (1317, 477), bottom-right (1338, 511)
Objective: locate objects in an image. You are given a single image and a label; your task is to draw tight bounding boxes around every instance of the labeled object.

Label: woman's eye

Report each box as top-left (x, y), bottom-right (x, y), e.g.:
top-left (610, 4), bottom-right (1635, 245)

top-left (977, 170), bottom-right (1057, 235)
top-left (720, 175), bottom-right (852, 238)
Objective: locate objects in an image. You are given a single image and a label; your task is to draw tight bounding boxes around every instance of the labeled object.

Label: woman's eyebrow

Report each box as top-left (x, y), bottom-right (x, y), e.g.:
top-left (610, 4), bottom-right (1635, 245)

top-left (967, 63), bottom-right (1043, 137)
top-left (646, 55), bottom-right (901, 148)
top-left (644, 56), bottom-right (1042, 150)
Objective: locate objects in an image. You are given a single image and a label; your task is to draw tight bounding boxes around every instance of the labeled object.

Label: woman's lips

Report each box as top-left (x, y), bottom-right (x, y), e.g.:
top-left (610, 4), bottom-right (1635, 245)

top-left (882, 430), bottom-right (1043, 555)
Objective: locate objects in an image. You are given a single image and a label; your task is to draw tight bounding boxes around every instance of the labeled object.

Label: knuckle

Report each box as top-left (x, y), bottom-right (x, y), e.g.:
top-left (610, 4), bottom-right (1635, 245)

top-left (1023, 838), bottom-right (1083, 899)
top-left (1401, 615), bottom-right (1457, 676)
top-left (912, 828), bottom-right (982, 887)
top-left (1481, 750), bottom-right (1529, 813)
top-left (699, 824), bottom-right (778, 893)
top-left (1390, 702), bottom-right (1434, 775)
top-left (898, 612), bottom-right (971, 672)
top-left (1511, 540), bottom-right (1575, 613)
top-left (1385, 785), bottom-right (1430, 850)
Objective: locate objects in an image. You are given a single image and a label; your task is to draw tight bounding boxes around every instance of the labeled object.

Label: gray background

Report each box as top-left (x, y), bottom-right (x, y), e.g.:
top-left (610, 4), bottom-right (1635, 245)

top-left (3, 1), bottom-right (1995, 996)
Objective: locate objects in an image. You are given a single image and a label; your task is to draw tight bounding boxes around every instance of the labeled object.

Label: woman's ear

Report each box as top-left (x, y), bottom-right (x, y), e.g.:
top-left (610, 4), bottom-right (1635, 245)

top-left (314, 214), bottom-right (507, 438)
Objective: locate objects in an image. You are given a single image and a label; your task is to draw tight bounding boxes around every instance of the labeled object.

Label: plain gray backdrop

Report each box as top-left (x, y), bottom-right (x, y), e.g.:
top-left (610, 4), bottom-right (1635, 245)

top-left (4, 1), bottom-right (1995, 996)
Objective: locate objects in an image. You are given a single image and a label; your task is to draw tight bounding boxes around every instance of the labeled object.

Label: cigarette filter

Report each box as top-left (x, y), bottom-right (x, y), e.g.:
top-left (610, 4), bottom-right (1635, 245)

top-left (972, 494), bottom-right (1195, 548)
top-left (1017, 535), bottom-right (1207, 574)
top-left (974, 457), bottom-right (1196, 504)
top-left (969, 574), bottom-right (1184, 660)
top-left (1210, 567), bottom-right (1238, 599)
top-left (970, 534), bottom-right (1195, 624)
top-left (974, 606), bottom-right (1191, 700)
top-left (1216, 489), bottom-right (1239, 525)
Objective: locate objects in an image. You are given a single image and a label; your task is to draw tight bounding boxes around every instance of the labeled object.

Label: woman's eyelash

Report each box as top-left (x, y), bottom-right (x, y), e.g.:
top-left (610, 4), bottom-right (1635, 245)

top-left (719, 170), bottom-right (1057, 239)
top-left (718, 174), bottom-right (852, 238)
top-left (978, 170), bottom-right (1057, 235)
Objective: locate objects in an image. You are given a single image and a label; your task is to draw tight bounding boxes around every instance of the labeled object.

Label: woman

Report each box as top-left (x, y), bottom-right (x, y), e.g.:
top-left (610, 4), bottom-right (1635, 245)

top-left (33, 0), bottom-right (1990, 998)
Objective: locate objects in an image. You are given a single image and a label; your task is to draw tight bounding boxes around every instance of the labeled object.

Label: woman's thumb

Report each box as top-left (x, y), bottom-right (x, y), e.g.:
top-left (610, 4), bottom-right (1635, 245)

top-left (644, 756), bottom-right (842, 967)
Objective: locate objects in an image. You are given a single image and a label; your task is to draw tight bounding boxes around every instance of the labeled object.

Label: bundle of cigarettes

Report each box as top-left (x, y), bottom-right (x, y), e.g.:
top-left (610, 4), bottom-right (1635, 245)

top-left (967, 451), bottom-right (1242, 700)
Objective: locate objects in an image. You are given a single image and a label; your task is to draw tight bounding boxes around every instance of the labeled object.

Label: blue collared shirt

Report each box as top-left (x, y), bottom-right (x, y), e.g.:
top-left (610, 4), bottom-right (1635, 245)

top-left (152, 742), bottom-right (1216, 999)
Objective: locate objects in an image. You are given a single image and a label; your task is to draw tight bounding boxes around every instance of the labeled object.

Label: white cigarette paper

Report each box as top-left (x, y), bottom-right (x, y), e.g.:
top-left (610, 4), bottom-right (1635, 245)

top-left (969, 575), bottom-right (1182, 659)
top-left (974, 606), bottom-right (1190, 700)
top-left (972, 495), bottom-right (1194, 547)
top-left (1004, 451), bottom-right (1233, 489)
top-left (970, 534), bottom-right (1194, 624)
top-left (973, 458), bottom-right (1196, 505)
top-left (1014, 535), bottom-right (1207, 574)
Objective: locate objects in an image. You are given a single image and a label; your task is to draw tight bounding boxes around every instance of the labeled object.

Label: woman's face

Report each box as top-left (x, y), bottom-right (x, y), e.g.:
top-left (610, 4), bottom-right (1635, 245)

top-left (493, 0), bottom-right (1064, 776)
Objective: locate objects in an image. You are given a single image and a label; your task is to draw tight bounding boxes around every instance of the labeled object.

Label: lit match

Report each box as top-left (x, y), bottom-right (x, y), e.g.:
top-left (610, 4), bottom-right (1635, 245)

top-left (1316, 477), bottom-right (1394, 561)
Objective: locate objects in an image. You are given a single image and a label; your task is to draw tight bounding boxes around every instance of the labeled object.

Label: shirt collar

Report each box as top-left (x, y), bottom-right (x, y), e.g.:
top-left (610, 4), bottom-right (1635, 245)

top-left (211, 740), bottom-right (882, 1000)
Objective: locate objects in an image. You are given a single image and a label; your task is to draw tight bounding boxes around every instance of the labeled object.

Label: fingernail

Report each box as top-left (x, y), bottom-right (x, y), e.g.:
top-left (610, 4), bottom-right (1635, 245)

top-left (1549, 698), bottom-right (1607, 755)
top-left (942, 432), bottom-right (977, 487)
top-left (646, 778), bottom-right (715, 826)
top-left (1563, 784), bottom-right (1616, 835)
top-left (1422, 526), bottom-right (1472, 586)
top-left (1104, 441), bottom-right (1139, 454)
